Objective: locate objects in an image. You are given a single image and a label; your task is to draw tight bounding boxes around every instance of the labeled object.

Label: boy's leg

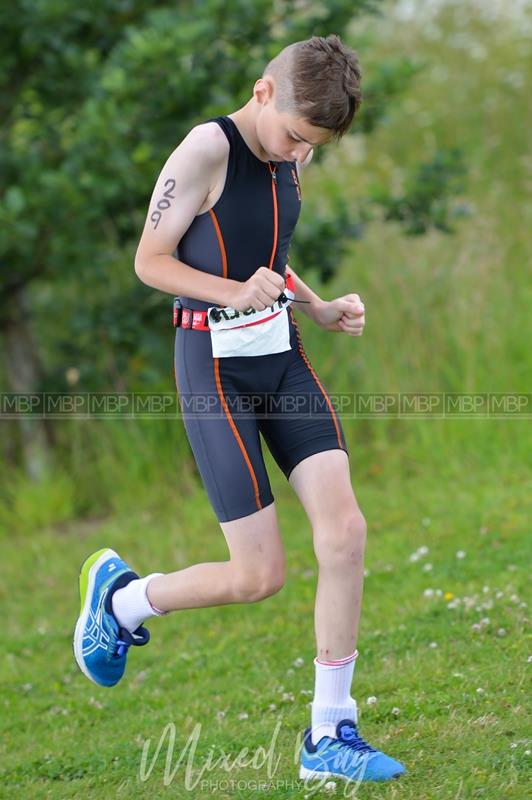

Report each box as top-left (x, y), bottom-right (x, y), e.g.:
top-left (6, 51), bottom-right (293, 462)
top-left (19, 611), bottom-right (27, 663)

top-left (289, 449), bottom-right (405, 780)
top-left (73, 502), bottom-right (285, 687)
top-left (146, 501), bottom-right (285, 612)
top-left (289, 449), bottom-right (365, 741)
top-left (289, 449), bottom-right (365, 661)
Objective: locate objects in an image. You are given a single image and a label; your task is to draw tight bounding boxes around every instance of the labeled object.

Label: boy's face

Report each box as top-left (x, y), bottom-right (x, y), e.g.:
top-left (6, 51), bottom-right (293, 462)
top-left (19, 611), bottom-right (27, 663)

top-left (254, 76), bottom-right (333, 163)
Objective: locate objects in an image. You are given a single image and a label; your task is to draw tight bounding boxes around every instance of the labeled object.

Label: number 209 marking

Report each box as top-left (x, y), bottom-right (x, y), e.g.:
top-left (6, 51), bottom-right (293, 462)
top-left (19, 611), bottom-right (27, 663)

top-left (151, 179), bottom-right (176, 229)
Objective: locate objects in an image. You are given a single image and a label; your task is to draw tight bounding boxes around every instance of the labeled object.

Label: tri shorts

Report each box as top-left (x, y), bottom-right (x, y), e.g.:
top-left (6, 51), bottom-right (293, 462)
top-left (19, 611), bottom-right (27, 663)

top-left (174, 305), bottom-right (349, 523)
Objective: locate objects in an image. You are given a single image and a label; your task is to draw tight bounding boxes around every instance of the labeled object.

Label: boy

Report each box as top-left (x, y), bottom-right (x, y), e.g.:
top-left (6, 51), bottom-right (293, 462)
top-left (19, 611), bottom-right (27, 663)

top-left (73, 34), bottom-right (405, 784)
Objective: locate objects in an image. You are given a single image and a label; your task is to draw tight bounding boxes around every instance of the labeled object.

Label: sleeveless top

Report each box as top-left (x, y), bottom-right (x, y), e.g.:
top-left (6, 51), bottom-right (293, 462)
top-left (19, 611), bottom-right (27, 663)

top-left (175, 115), bottom-right (302, 311)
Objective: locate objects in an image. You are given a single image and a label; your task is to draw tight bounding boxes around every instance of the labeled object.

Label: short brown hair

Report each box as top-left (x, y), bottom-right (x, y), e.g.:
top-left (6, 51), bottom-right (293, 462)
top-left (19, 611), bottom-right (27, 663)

top-left (263, 34), bottom-right (362, 140)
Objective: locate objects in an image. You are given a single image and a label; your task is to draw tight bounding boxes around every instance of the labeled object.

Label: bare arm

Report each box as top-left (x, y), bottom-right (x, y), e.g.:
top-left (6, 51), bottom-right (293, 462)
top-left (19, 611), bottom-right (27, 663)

top-left (134, 123), bottom-right (240, 306)
top-left (286, 264), bottom-right (324, 322)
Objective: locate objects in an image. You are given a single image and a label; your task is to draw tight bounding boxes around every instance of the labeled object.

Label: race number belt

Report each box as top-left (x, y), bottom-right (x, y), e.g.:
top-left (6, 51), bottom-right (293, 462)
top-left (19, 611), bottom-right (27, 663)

top-left (173, 270), bottom-right (296, 331)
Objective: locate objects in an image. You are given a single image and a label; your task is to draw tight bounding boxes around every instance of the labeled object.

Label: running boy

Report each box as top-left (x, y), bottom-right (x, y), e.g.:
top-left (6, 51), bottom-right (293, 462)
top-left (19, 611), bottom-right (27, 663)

top-left (73, 34), bottom-right (405, 783)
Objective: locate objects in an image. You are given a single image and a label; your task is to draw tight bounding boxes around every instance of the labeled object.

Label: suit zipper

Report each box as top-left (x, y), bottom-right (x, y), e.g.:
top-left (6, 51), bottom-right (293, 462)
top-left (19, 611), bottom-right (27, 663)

top-left (267, 162), bottom-right (278, 271)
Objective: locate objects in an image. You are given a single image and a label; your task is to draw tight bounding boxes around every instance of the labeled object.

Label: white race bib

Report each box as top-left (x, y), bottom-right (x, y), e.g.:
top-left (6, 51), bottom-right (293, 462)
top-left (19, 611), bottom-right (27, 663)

top-left (208, 292), bottom-right (293, 358)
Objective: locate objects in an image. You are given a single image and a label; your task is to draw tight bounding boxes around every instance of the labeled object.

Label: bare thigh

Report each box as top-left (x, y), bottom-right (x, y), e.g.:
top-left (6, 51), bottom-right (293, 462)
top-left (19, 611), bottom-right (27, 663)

top-left (288, 450), bottom-right (366, 563)
top-left (289, 450), bottom-right (361, 525)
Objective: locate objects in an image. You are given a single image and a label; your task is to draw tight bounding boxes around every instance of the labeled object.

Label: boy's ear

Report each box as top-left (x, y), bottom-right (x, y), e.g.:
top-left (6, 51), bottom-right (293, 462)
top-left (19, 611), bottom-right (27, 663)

top-left (254, 75), bottom-right (275, 104)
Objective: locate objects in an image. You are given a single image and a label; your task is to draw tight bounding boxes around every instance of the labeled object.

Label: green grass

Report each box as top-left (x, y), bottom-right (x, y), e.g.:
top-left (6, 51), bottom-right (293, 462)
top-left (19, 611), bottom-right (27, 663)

top-left (0, 457), bottom-right (530, 799)
top-left (1, 2), bottom-right (531, 798)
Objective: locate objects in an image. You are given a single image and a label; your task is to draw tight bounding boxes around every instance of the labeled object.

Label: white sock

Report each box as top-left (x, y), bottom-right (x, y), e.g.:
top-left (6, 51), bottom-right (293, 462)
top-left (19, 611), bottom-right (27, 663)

top-left (311, 650), bottom-right (359, 745)
top-left (111, 573), bottom-right (168, 633)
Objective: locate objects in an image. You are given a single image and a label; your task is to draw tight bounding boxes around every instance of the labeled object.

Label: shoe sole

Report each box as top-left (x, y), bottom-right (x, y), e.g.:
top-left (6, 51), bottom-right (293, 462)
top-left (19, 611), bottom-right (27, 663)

top-left (299, 765), bottom-right (405, 782)
top-left (73, 547), bottom-right (119, 685)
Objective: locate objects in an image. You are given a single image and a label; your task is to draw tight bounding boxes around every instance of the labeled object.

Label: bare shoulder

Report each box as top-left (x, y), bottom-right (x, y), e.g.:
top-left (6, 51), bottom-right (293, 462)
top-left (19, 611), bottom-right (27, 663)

top-left (134, 121), bottom-right (229, 266)
top-left (177, 120), bottom-right (229, 165)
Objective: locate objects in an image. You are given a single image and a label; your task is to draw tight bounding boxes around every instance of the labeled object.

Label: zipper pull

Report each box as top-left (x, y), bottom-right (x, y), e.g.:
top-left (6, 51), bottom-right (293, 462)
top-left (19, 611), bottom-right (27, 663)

top-left (269, 162), bottom-right (277, 181)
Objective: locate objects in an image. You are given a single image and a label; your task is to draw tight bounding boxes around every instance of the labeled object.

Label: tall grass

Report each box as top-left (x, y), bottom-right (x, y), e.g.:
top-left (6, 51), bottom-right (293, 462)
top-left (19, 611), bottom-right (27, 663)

top-left (297, 1), bottom-right (531, 472)
top-left (1, 1), bottom-right (530, 530)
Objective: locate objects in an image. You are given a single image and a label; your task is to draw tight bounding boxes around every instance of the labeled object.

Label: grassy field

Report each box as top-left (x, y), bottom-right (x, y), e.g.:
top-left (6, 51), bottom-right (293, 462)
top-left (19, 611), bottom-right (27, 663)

top-left (0, 458), bottom-right (530, 799)
top-left (1, 2), bottom-right (531, 798)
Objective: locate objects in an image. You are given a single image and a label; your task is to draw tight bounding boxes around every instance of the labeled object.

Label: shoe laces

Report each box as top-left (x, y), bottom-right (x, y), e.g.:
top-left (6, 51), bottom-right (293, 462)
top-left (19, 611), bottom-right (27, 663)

top-left (114, 626), bottom-right (150, 658)
top-left (336, 720), bottom-right (378, 755)
top-left (115, 638), bottom-right (130, 658)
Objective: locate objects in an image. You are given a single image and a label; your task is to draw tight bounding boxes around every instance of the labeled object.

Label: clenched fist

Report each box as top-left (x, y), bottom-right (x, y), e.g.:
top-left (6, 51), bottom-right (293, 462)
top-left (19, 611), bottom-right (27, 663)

top-left (231, 267), bottom-right (285, 312)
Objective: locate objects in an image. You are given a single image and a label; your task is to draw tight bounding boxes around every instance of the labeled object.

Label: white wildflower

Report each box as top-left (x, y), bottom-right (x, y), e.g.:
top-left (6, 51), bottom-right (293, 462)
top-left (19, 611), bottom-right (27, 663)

top-left (366, 696), bottom-right (378, 705)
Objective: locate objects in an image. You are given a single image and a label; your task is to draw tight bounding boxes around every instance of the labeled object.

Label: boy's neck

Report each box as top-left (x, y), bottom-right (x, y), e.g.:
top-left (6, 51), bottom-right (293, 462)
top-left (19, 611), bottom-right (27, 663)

top-left (228, 100), bottom-right (274, 163)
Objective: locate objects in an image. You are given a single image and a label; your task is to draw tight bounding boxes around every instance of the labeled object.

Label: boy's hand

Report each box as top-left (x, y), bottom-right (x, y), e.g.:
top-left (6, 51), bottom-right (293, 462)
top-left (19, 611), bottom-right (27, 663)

top-left (314, 294), bottom-right (365, 336)
top-left (232, 266), bottom-right (285, 312)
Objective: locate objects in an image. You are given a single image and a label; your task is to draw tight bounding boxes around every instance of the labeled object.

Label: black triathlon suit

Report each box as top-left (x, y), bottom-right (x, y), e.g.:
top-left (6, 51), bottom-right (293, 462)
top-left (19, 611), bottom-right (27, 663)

top-left (173, 115), bottom-right (348, 523)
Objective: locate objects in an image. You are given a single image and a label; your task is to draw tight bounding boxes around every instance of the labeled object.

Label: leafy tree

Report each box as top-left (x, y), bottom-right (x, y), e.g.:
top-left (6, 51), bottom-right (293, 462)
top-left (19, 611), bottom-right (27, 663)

top-left (0, 0), bottom-right (463, 476)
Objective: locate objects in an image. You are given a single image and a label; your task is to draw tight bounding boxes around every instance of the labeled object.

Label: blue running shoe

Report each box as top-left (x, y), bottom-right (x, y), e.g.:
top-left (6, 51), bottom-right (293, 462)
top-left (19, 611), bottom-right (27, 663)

top-left (73, 548), bottom-right (150, 687)
top-left (299, 719), bottom-right (406, 783)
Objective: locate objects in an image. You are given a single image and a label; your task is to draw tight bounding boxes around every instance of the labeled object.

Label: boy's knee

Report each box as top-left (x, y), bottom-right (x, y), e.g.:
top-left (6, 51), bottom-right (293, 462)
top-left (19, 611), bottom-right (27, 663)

top-left (231, 564), bottom-right (285, 603)
top-left (314, 510), bottom-right (367, 566)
